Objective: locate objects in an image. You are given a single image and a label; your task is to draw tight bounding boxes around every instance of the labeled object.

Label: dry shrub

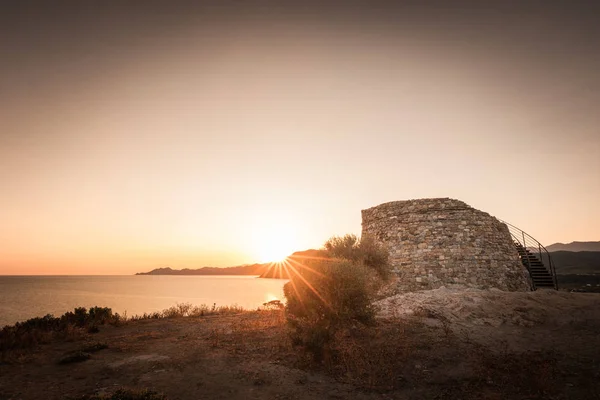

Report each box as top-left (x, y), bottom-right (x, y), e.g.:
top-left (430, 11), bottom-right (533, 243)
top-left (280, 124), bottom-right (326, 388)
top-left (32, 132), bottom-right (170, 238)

top-left (324, 234), bottom-right (390, 279)
top-left (58, 350), bottom-right (91, 365)
top-left (262, 300), bottom-right (284, 310)
top-left (81, 342), bottom-right (109, 353)
top-left (0, 307), bottom-right (121, 353)
top-left (284, 234), bottom-right (391, 361)
top-left (284, 259), bottom-right (378, 360)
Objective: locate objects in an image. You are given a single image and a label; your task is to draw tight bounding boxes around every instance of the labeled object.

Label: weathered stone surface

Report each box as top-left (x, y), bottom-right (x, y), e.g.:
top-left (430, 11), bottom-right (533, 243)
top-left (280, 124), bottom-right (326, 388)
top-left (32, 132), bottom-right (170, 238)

top-left (361, 198), bottom-right (531, 292)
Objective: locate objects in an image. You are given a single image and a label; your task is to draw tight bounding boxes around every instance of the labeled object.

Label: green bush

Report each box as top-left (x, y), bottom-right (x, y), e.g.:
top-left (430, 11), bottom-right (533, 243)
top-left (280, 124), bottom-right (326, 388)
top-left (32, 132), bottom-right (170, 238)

top-left (324, 234), bottom-right (390, 279)
top-left (285, 260), bottom-right (376, 359)
top-left (0, 307), bottom-right (121, 352)
top-left (284, 234), bottom-right (390, 360)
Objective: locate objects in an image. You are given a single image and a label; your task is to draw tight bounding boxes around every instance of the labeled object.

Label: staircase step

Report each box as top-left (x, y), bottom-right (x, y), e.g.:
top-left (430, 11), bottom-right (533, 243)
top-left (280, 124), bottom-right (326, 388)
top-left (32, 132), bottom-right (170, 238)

top-left (512, 240), bottom-right (557, 290)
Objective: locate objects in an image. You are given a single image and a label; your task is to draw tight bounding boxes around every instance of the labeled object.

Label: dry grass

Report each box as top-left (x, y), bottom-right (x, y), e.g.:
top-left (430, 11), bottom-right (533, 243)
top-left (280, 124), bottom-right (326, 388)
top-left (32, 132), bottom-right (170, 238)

top-left (80, 388), bottom-right (167, 400)
top-left (208, 309), bottom-right (294, 359)
top-left (126, 302), bottom-right (248, 321)
top-left (2, 303), bottom-right (599, 399)
top-left (326, 319), bottom-right (414, 391)
top-left (0, 303), bottom-right (248, 362)
top-left (80, 342), bottom-right (109, 353)
top-left (309, 315), bottom-right (570, 398)
top-left (466, 344), bottom-right (561, 398)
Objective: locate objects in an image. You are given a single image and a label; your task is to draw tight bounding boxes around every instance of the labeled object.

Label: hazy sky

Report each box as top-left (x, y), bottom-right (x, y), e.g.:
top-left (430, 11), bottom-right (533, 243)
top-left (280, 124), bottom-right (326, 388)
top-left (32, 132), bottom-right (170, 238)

top-left (1, 1), bottom-right (599, 275)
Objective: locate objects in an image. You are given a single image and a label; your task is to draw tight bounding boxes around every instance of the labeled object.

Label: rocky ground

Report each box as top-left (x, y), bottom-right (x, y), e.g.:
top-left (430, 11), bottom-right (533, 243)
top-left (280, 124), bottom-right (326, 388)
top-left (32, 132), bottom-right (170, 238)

top-left (1, 289), bottom-right (600, 400)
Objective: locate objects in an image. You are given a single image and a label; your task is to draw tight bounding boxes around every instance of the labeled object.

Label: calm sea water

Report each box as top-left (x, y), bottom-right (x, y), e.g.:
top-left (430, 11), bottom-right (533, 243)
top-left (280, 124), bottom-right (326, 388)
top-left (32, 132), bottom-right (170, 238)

top-left (0, 275), bottom-right (288, 327)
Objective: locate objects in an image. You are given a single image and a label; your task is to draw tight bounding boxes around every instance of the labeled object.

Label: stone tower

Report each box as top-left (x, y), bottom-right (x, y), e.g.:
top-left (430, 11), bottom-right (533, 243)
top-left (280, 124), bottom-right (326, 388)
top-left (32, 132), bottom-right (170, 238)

top-left (361, 198), bottom-right (531, 292)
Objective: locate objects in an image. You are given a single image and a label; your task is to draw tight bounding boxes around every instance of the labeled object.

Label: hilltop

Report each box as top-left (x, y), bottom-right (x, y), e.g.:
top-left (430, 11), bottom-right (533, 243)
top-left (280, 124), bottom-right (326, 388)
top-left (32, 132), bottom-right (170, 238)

top-left (547, 241), bottom-right (600, 252)
top-left (135, 250), bottom-right (327, 279)
top-left (135, 264), bottom-right (269, 276)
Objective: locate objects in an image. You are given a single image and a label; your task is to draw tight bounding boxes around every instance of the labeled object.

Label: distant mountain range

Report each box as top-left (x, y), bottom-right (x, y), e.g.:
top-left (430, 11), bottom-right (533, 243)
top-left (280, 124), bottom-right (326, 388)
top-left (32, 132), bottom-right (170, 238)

top-left (136, 264), bottom-right (269, 276)
top-left (136, 243), bottom-right (600, 278)
top-left (546, 241), bottom-right (600, 252)
top-left (135, 250), bottom-right (327, 279)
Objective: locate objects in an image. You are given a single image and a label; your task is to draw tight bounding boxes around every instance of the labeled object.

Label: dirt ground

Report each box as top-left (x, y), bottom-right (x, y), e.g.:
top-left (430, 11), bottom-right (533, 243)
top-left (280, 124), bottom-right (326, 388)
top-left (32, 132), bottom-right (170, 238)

top-left (1, 290), bottom-right (600, 400)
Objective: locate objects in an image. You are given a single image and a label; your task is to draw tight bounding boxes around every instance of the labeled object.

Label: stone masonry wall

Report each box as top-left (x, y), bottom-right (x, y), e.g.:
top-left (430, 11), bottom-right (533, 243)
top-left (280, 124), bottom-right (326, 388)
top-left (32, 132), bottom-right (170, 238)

top-left (361, 198), bottom-right (531, 292)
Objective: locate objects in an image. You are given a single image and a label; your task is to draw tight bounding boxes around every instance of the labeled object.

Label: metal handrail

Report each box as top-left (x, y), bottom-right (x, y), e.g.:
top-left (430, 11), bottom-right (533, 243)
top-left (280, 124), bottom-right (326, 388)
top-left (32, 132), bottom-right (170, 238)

top-left (497, 219), bottom-right (558, 290)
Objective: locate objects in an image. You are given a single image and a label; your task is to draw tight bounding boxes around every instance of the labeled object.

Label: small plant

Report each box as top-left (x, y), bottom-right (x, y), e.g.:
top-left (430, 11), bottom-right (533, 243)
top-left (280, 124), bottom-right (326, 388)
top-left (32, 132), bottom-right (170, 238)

top-left (58, 350), bottom-right (91, 364)
top-left (262, 300), bottom-right (284, 310)
top-left (81, 342), bottom-right (108, 353)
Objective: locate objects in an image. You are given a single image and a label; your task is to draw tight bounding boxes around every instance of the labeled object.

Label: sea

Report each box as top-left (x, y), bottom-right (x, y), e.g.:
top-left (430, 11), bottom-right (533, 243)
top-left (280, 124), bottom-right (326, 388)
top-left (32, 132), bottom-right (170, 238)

top-left (0, 275), bottom-right (288, 327)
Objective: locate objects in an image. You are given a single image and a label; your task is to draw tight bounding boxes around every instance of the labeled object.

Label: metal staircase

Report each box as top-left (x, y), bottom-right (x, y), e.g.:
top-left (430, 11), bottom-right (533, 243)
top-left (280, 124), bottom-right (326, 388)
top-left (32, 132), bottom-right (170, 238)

top-left (498, 220), bottom-right (558, 290)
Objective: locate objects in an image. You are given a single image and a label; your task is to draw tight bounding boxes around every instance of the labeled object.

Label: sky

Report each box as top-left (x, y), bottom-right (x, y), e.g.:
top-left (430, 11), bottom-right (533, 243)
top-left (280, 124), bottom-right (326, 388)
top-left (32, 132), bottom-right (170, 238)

top-left (1, 1), bottom-right (599, 275)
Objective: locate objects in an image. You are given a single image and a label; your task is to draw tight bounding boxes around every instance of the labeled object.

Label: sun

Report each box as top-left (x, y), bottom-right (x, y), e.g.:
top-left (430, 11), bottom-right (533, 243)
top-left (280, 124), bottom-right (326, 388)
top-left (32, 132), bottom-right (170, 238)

top-left (248, 209), bottom-right (302, 263)
top-left (257, 233), bottom-right (296, 263)
top-left (253, 222), bottom-right (298, 263)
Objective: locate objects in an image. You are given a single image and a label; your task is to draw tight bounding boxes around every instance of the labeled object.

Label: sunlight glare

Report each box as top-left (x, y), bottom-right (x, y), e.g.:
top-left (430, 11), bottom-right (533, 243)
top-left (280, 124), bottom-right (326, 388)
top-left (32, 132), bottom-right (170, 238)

top-left (258, 233), bottom-right (295, 263)
top-left (253, 215), bottom-right (298, 263)
top-left (265, 293), bottom-right (279, 302)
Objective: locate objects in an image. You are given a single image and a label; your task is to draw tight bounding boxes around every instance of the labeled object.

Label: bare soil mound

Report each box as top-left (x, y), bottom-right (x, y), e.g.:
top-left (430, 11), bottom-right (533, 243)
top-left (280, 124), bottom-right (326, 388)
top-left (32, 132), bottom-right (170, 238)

top-left (376, 286), bottom-right (600, 327)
